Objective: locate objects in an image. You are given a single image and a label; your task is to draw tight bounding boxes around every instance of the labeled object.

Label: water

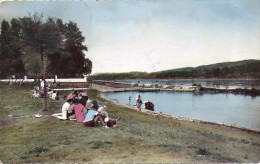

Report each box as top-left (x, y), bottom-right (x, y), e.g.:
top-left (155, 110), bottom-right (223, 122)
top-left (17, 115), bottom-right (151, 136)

top-left (118, 79), bottom-right (260, 88)
top-left (102, 91), bottom-right (260, 131)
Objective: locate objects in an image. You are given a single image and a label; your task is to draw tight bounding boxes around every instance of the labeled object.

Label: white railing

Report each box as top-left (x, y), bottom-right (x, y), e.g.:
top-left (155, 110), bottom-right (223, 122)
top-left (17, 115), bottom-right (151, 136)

top-left (0, 75), bottom-right (88, 83)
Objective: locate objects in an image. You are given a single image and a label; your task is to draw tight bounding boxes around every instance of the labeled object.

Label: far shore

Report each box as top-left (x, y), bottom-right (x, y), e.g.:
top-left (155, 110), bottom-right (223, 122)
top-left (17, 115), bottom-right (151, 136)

top-left (110, 77), bottom-right (260, 81)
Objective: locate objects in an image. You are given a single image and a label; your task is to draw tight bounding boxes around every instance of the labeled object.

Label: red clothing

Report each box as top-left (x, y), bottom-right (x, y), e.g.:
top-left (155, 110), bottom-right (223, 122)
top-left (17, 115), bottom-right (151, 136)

top-left (74, 104), bottom-right (85, 122)
top-left (84, 120), bottom-right (95, 127)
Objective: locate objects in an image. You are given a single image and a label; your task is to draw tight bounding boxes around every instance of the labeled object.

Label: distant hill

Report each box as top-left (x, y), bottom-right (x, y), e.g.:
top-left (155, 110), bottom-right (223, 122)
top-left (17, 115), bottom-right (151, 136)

top-left (163, 59), bottom-right (259, 72)
top-left (159, 59), bottom-right (260, 78)
top-left (91, 59), bottom-right (260, 80)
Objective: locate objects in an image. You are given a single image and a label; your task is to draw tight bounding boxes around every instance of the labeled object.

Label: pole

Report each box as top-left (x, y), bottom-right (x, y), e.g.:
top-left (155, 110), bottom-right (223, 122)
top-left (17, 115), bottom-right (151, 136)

top-left (41, 47), bottom-right (48, 111)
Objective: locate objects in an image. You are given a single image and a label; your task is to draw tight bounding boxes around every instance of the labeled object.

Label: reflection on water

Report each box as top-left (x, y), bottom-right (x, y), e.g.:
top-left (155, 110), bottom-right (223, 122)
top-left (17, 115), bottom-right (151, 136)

top-left (102, 91), bottom-right (260, 130)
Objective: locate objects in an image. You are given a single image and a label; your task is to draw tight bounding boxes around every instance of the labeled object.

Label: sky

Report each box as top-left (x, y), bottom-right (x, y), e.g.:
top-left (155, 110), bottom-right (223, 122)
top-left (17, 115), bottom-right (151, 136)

top-left (0, 0), bottom-right (260, 74)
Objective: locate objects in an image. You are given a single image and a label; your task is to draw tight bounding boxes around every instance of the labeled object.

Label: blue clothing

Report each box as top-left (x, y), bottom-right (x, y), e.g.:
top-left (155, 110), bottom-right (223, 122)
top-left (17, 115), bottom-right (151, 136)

top-left (83, 109), bottom-right (97, 122)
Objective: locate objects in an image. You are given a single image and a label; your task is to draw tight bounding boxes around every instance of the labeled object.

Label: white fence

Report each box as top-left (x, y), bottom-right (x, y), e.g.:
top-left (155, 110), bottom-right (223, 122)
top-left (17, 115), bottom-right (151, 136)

top-left (0, 75), bottom-right (88, 83)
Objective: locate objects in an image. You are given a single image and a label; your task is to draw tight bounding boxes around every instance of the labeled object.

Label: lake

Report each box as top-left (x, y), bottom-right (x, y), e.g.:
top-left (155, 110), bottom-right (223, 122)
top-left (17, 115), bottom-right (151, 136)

top-left (102, 91), bottom-right (260, 131)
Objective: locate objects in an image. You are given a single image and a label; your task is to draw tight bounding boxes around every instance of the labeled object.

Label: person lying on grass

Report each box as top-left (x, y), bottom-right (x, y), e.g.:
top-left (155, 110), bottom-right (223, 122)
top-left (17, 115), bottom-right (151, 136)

top-left (84, 100), bottom-right (120, 128)
top-left (97, 106), bottom-right (120, 127)
top-left (83, 109), bottom-right (107, 127)
top-left (83, 108), bottom-right (120, 128)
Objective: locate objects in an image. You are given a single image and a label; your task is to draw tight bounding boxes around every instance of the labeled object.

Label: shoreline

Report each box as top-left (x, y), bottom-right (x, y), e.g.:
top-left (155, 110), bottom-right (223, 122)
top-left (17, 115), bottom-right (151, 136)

top-left (94, 84), bottom-right (260, 134)
top-left (115, 77), bottom-right (260, 81)
top-left (101, 93), bottom-right (260, 134)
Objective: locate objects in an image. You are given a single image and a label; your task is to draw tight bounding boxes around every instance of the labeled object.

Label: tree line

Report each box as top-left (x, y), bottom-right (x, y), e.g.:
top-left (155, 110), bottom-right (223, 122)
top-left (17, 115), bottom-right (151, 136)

top-left (91, 60), bottom-right (260, 80)
top-left (0, 13), bottom-right (92, 79)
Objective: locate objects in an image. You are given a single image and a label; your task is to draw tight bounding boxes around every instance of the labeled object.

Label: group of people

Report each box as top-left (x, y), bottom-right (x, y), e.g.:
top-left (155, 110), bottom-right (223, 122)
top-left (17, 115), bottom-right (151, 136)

top-left (53, 90), bottom-right (120, 128)
top-left (135, 94), bottom-right (154, 111)
top-left (31, 81), bottom-right (60, 100)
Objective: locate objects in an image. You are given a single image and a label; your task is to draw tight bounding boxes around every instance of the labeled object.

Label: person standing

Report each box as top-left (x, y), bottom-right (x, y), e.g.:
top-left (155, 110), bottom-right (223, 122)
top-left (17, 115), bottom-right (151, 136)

top-left (136, 94), bottom-right (142, 111)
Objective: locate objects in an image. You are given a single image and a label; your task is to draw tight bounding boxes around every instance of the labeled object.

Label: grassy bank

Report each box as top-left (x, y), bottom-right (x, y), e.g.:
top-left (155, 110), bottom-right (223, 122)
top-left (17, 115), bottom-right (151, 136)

top-left (0, 83), bottom-right (259, 163)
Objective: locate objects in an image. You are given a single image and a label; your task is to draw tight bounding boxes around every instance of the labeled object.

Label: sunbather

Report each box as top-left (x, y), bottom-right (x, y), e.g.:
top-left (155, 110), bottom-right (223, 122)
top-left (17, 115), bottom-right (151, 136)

top-left (83, 110), bottom-right (107, 127)
top-left (52, 99), bottom-right (73, 119)
top-left (78, 90), bottom-right (88, 100)
top-left (90, 100), bottom-right (99, 111)
top-left (66, 89), bottom-right (78, 100)
top-left (67, 98), bottom-right (78, 120)
top-left (74, 98), bottom-right (87, 122)
top-left (90, 104), bottom-right (120, 127)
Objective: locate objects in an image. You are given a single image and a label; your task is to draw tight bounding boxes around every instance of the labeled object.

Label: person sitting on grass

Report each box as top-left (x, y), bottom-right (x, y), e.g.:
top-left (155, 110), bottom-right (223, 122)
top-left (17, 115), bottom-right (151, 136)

top-left (83, 109), bottom-right (107, 127)
top-left (67, 98), bottom-right (78, 120)
top-left (66, 89), bottom-right (78, 100)
top-left (51, 90), bottom-right (58, 100)
top-left (78, 90), bottom-right (88, 100)
top-left (55, 93), bottom-right (60, 100)
top-left (74, 98), bottom-right (87, 122)
top-left (83, 105), bottom-right (120, 128)
top-left (74, 97), bottom-right (90, 120)
top-left (85, 101), bottom-right (121, 127)
top-left (97, 106), bottom-right (120, 127)
top-left (90, 100), bottom-right (99, 111)
top-left (52, 99), bottom-right (73, 119)
top-left (61, 99), bottom-right (73, 119)
top-left (82, 100), bottom-right (106, 127)
top-left (106, 117), bottom-right (120, 127)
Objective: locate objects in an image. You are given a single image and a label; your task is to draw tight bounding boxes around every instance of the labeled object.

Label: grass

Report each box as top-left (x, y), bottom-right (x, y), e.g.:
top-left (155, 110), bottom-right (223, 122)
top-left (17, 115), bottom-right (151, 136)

top-left (0, 88), bottom-right (41, 118)
top-left (0, 83), bottom-right (260, 163)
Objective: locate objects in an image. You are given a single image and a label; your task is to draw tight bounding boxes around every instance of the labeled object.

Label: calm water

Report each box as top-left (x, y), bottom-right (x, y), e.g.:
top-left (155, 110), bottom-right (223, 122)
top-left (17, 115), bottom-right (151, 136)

top-left (102, 91), bottom-right (260, 130)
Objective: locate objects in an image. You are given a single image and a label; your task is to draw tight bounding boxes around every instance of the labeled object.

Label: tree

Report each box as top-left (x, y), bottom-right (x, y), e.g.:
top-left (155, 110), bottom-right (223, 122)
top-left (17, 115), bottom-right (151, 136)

top-left (64, 21), bottom-right (87, 51)
top-left (19, 13), bottom-right (62, 111)
top-left (203, 68), bottom-right (212, 78)
top-left (22, 48), bottom-right (43, 76)
top-left (10, 18), bottom-right (25, 77)
top-left (47, 21), bottom-right (89, 77)
top-left (0, 13), bottom-right (92, 80)
top-left (83, 58), bottom-right (92, 75)
top-left (0, 20), bottom-right (14, 78)
top-left (212, 67), bottom-right (221, 77)
top-left (0, 19), bottom-right (28, 78)
top-left (223, 66), bottom-right (229, 75)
